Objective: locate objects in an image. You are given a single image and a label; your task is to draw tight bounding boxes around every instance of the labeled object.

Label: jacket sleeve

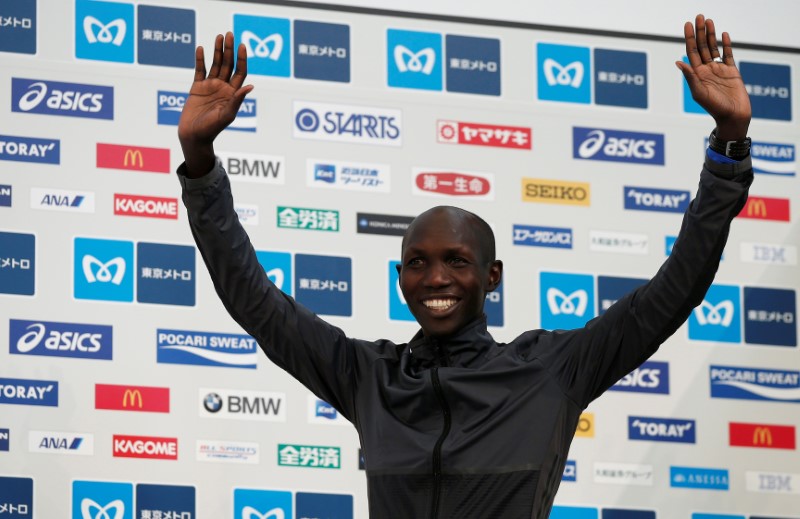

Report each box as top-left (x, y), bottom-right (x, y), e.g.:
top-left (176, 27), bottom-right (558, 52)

top-left (177, 160), bottom-right (360, 422)
top-left (538, 154), bottom-right (753, 409)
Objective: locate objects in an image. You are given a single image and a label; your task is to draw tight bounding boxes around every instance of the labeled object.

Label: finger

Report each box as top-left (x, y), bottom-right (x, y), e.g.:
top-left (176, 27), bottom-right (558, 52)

top-left (676, 62), bottom-right (703, 100)
top-left (705, 19), bottom-right (721, 60)
top-left (225, 85), bottom-right (255, 122)
top-left (230, 42), bottom-right (248, 90)
top-left (219, 31), bottom-right (235, 82)
top-left (721, 32), bottom-right (736, 67)
top-left (193, 45), bottom-right (207, 82)
top-left (695, 14), bottom-right (712, 63)
top-left (684, 21), bottom-right (702, 68)
top-left (208, 34), bottom-right (224, 79)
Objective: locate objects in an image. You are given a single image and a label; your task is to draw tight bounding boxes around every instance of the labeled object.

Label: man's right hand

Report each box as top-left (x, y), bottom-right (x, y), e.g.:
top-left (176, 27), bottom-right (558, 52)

top-left (178, 32), bottom-right (253, 178)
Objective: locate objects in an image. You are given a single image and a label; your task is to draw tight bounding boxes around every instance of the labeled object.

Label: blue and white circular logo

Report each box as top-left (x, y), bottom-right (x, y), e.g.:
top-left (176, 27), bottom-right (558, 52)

top-left (295, 108), bottom-right (319, 132)
top-left (203, 393), bottom-right (223, 413)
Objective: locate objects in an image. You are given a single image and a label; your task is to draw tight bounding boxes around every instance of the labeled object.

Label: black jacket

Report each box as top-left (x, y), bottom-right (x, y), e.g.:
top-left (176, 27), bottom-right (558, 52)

top-left (179, 154), bottom-right (752, 518)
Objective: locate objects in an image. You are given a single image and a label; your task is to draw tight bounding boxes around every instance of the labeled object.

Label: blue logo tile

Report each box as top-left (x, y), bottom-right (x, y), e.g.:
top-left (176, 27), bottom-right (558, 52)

top-left (136, 484), bottom-right (194, 518)
top-left (0, 184), bottom-right (10, 207)
top-left (296, 492), bottom-right (353, 519)
top-left (744, 287), bottom-right (796, 347)
top-left (751, 141), bottom-right (795, 176)
top-left (540, 272), bottom-right (595, 330)
top-left (593, 48), bottom-right (647, 108)
top-left (12, 78), bottom-right (114, 120)
top-left (294, 20), bottom-right (350, 82)
top-left (234, 14), bottom-right (291, 77)
top-left (446, 34), bottom-right (501, 96)
top-left (537, 43), bottom-right (590, 104)
top-left (597, 275), bottom-right (647, 315)
top-left (234, 488), bottom-right (292, 519)
top-left (137, 5), bottom-right (195, 68)
top-left (0, 476), bottom-right (33, 518)
top-left (513, 225), bottom-right (572, 249)
top-left (602, 510), bottom-right (656, 519)
top-left (72, 481), bottom-right (133, 519)
top-left (157, 91), bottom-right (187, 126)
top-left (670, 466), bottom-right (729, 490)
top-left (550, 506), bottom-right (598, 519)
top-left (295, 254), bottom-right (352, 316)
top-left (75, 0), bottom-right (134, 63)
top-left (0, 377), bottom-right (58, 406)
top-left (157, 328), bottom-right (257, 369)
top-left (624, 186), bottom-right (690, 213)
top-left (665, 236), bottom-right (677, 256)
top-left (691, 514), bottom-right (744, 519)
top-left (681, 56), bottom-right (707, 115)
top-left (562, 460), bottom-right (577, 482)
top-left (485, 279), bottom-right (504, 327)
top-left (628, 416), bottom-right (695, 443)
top-left (228, 98), bottom-right (257, 132)
top-left (0, 231), bottom-right (35, 296)
top-left (688, 284), bottom-right (741, 343)
top-left (0, 428), bottom-right (8, 451)
top-left (0, 0), bottom-right (36, 54)
top-left (573, 127), bottom-right (664, 165)
top-left (741, 61), bottom-right (792, 121)
top-left (389, 260), bottom-right (414, 321)
top-left (710, 364), bottom-right (800, 403)
top-left (609, 361), bottom-right (670, 394)
top-left (0, 135), bottom-right (60, 164)
top-left (136, 242), bottom-right (195, 306)
top-left (256, 250), bottom-right (293, 296)
top-left (10, 319), bottom-right (113, 360)
top-left (74, 237), bottom-right (134, 302)
top-left (387, 29), bottom-right (442, 91)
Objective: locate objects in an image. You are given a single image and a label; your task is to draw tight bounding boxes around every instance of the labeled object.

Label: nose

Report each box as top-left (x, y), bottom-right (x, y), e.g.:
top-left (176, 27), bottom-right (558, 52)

top-left (423, 261), bottom-right (452, 288)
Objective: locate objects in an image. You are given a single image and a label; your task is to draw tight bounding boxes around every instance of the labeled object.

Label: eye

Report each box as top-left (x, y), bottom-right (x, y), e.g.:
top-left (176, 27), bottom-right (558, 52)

top-left (449, 256), bottom-right (467, 266)
top-left (406, 257), bottom-right (424, 267)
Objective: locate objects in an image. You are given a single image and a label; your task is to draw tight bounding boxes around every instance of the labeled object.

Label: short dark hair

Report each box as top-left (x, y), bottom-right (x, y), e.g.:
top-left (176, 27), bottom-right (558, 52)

top-left (402, 206), bottom-right (496, 265)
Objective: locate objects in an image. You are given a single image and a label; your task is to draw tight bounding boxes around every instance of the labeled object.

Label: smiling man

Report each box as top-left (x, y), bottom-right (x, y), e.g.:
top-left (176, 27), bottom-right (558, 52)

top-left (177, 14), bottom-right (752, 519)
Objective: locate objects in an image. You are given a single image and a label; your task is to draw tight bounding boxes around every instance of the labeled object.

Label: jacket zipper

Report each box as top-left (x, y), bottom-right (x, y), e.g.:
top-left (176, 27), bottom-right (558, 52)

top-left (430, 341), bottom-right (451, 519)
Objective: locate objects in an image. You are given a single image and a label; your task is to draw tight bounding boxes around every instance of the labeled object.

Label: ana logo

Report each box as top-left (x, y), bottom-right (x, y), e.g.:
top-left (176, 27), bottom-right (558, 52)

top-left (624, 186), bottom-right (690, 213)
top-left (610, 361), bottom-right (669, 394)
top-left (537, 43), bottom-right (590, 103)
top-left (293, 101), bottom-right (401, 146)
top-left (436, 120), bottom-right (531, 150)
top-left (29, 431), bottom-right (93, 455)
top-left (0, 377), bottom-right (58, 406)
top-left (730, 422), bottom-right (796, 449)
top-left (9, 319), bottom-right (112, 360)
top-left (83, 16), bottom-right (126, 46)
top-left (0, 134), bottom-right (60, 164)
top-left (113, 194), bottom-right (178, 219)
top-left (629, 417), bottom-right (696, 443)
top-left (689, 284), bottom-right (741, 343)
top-left (412, 170), bottom-right (494, 199)
top-left (12, 77), bottom-right (114, 119)
top-left (670, 466), bottom-right (729, 490)
top-left (31, 188), bottom-right (94, 213)
top-left (751, 141), bottom-right (795, 177)
top-left (95, 384), bottom-right (169, 413)
top-left (523, 179), bottom-right (590, 206)
top-left (540, 272), bottom-right (595, 330)
top-left (157, 328), bottom-right (257, 369)
top-left (74, 237), bottom-right (134, 302)
top-left (96, 143), bottom-right (170, 174)
top-left (512, 225), bottom-right (572, 249)
top-left (738, 196), bottom-right (791, 222)
top-left (112, 435), bottom-right (177, 460)
top-left (573, 127), bottom-right (664, 165)
top-left (710, 365), bottom-right (800, 403)
top-left (199, 388), bottom-right (286, 422)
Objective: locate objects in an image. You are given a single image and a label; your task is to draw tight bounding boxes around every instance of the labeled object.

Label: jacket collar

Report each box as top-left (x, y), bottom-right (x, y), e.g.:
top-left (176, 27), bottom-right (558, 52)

top-left (407, 315), bottom-right (495, 369)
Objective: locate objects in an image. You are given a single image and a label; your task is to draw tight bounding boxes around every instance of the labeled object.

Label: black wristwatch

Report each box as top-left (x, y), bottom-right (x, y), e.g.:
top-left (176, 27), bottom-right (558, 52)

top-left (708, 128), bottom-right (751, 160)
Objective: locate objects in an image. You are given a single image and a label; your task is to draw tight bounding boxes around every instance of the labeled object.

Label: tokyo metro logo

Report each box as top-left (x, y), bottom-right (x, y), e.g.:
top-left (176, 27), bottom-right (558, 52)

top-left (689, 284), bottom-right (741, 343)
top-left (540, 272), bottom-right (595, 330)
top-left (387, 29), bottom-right (442, 91)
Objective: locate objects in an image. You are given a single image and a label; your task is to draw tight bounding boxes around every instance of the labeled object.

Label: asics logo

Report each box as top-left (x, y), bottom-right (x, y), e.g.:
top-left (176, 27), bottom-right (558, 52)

top-left (547, 288), bottom-right (588, 316)
top-left (83, 17), bottom-right (127, 46)
top-left (17, 82), bottom-right (48, 111)
top-left (394, 45), bottom-right (436, 75)
top-left (82, 255), bottom-right (126, 285)
top-left (242, 506), bottom-right (285, 519)
top-left (266, 268), bottom-right (284, 290)
top-left (543, 59), bottom-right (583, 88)
top-left (15, 323), bottom-right (46, 353)
top-left (694, 300), bottom-right (735, 326)
top-left (81, 498), bottom-right (125, 519)
top-left (242, 31), bottom-right (283, 60)
top-left (577, 130), bottom-right (605, 158)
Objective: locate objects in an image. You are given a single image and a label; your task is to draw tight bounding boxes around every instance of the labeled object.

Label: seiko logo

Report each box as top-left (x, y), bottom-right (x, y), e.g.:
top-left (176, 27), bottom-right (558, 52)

top-left (543, 59), bottom-right (583, 87)
top-left (394, 45), bottom-right (436, 74)
top-left (523, 179), bottom-right (590, 206)
top-left (242, 31), bottom-right (283, 60)
top-left (546, 288), bottom-right (588, 317)
top-left (83, 16), bottom-right (126, 46)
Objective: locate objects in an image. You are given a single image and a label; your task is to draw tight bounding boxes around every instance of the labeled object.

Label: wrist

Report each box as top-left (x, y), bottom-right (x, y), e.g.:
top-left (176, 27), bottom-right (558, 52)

top-left (713, 119), bottom-right (750, 142)
top-left (708, 128), bottom-right (751, 160)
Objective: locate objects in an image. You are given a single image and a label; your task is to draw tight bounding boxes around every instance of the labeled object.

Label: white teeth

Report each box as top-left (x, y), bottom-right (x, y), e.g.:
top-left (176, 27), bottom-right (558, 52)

top-left (423, 298), bottom-right (456, 310)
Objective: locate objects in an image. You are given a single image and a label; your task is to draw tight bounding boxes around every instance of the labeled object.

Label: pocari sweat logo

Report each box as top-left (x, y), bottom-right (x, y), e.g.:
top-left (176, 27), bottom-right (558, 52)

top-left (73, 237), bottom-right (134, 302)
top-left (573, 127), bottom-right (664, 165)
top-left (387, 29), bottom-right (442, 91)
top-left (234, 488), bottom-right (292, 519)
top-left (751, 141), bottom-right (795, 177)
top-left (688, 284), bottom-right (741, 343)
top-left (157, 91), bottom-right (186, 126)
top-left (10, 319), bottom-right (112, 360)
top-left (629, 416), bottom-right (696, 443)
top-left (624, 186), bottom-right (690, 213)
top-left (12, 78), bottom-right (114, 120)
top-left (75, 0), bottom-right (134, 63)
top-left (609, 361), bottom-right (670, 394)
top-left (540, 272), bottom-right (595, 330)
top-left (157, 329), bottom-right (257, 369)
top-left (234, 14), bottom-right (291, 77)
top-left (537, 43), bottom-right (590, 104)
top-left (72, 480), bottom-right (133, 519)
top-left (710, 365), bottom-right (800, 403)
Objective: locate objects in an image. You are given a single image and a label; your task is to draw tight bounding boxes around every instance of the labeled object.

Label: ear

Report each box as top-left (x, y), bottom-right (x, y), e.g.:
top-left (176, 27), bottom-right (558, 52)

top-left (486, 260), bottom-right (503, 292)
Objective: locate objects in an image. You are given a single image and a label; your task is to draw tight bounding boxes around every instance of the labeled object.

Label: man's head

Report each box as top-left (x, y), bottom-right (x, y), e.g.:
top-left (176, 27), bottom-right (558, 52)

top-left (397, 206), bottom-right (503, 339)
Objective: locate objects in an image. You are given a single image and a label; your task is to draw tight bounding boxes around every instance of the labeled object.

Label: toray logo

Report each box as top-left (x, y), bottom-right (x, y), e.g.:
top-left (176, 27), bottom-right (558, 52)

top-left (0, 135), bottom-right (60, 164)
top-left (0, 377), bottom-right (58, 406)
top-left (12, 78), bottom-right (114, 119)
top-left (9, 319), bottom-right (113, 360)
top-left (83, 16), bottom-right (126, 46)
top-left (573, 127), bottom-right (664, 165)
top-left (539, 272), bottom-right (595, 330)
top-left (293, 101), bottom-right (402, 146)
top-left (610, 361), bottom-right (670, 394)
top-left (242, 31), bottom-right (283, 60)
top-left (689, 284), bottom-right (741, 343)
top-left (710, 365), bottom-right (800, 403)
top-left (629, 416), bottom-right (696, 443)
top-left (624, 186), bottom-right (690, 213)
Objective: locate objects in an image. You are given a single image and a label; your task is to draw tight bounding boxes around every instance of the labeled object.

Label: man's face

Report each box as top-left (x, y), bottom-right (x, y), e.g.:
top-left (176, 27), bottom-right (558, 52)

top-left (398, 209), bottom-right (501, 339)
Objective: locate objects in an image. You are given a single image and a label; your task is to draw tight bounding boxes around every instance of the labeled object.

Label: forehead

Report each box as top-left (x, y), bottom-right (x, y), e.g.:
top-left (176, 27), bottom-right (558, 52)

top-left (402, 210), bottom-right (480, 251)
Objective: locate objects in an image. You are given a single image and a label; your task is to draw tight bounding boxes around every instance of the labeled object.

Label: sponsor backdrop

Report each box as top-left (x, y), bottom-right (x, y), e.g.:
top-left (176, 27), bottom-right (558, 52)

top-left (1, 0), bottom-right (798, 518)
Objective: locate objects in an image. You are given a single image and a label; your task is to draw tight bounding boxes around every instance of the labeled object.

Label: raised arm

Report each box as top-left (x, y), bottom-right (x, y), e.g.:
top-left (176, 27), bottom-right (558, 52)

top-left (178, 32), bottom-right (253, 178)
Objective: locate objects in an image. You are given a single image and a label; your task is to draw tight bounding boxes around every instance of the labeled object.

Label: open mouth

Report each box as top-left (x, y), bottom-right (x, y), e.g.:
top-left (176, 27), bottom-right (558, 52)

top-left (422, 298), bottom-right (458, 311)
